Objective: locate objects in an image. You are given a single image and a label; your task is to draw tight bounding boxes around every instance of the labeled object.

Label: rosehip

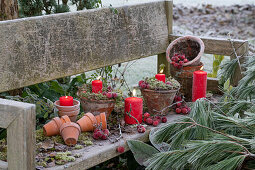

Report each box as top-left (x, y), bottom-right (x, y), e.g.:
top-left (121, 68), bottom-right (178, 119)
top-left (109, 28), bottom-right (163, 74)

top-left (184, 59), bottom-right (188, 63)
top-left (146, 118), bottom-right (153, 125)
top-left (180, 55), bottom-right (186, 60)
top-left (174, 63), bottom-right (179, 68)
top-left (101, 133), bottom-right (108, 140)
top-left (177, 96), bottom-right (182, 101)
top-left (143, 117), bottom-right (147, 122)
top-left (153, 120), bottom-right (159, 127)
top-left (166, 81), bottom-right (172, 85)
top-left (176, 108), bottom-right (182, 114)
top-left (155, 116), bottom-right (161, 121)
top-left (93, 132), bottom-right (100, 140)
top-left (106, 92), bottom-right (113, 99)
top-left (137, 125), bottom-right (146, 133)
top-left (177, 65), bottom-right (182, 69)
top-left (144, 112), bottom-right (150, 118)
top-left (116, 146), bottom-right (125, 153)
top-left (146, 84), bottom-right (150, 89)
top-left (174, 53), bottom-right (178, 57)
top-left (162, 117), bottom-right (167, 123)
top-left (102, 91), bottom-right (107, 96)
top-left (107, 86), bottom-right (112, 92)
top-left (179, 61), bottom-right (184, 65)
top-left (181, 108), bottom-right (188, 114)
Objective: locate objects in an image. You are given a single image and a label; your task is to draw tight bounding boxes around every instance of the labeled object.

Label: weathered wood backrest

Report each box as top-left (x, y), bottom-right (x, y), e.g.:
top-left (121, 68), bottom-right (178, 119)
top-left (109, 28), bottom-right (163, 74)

top-left (0, 1), bottom-right (173, 169)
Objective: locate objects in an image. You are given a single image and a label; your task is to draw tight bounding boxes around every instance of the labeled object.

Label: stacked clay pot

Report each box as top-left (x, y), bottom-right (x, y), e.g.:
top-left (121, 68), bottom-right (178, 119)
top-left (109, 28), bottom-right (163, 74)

top-left (43, 112), bottom-right (107, 146)
top-left (54, 99), bottom-right (80, 122)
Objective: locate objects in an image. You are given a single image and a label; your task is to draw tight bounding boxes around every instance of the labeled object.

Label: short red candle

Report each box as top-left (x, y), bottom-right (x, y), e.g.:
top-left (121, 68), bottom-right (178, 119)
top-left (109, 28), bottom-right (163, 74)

top-left (59, 96), bottom-right (73, 106)
top-left (155, 73), bottom-right (166, 83)
top-left (124, 97), bottom-right (143, 124)
top-left (192, 70), bottom-right (207, 102)
top-left (92, 80), bottom-right (103, 93)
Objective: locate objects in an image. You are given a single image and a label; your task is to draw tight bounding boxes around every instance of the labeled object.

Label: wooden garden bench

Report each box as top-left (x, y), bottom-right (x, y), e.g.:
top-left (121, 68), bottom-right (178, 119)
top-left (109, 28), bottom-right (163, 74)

top-left (0, 0), bottom-right (248, 169)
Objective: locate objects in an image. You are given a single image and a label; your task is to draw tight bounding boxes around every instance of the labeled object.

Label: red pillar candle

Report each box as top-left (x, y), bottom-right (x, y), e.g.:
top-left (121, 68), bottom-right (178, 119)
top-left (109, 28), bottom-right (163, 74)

top-left (59, 96), bottom-right (73, 106)
top-left (124, 97), bottom-right (143, 124)
top-left (192, 70), bottom-right (207, 102)
top-left (155, 73), bottom-right (166, 83)
top-left (92, 80), bottom-right (103, 93)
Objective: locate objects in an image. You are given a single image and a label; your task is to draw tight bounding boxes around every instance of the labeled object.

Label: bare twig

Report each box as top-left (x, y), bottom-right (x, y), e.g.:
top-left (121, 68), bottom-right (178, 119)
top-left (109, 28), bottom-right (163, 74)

top-left (109, 124), bottom-right (123, 143)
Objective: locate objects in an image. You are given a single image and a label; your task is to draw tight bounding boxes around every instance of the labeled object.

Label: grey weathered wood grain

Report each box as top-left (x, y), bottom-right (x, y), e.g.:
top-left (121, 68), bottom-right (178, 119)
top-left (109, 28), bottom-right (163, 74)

top-left (0, 99), bottom-right (36, 170)
top-left (51, 114), bottom-right (182, 170)
top-left (0, 161), bottom-right (7, 170)
top-left (169, 35), bottom-right (248, 56)
top-left (0, 1), bottom-right (169, 93)
top-left (157, 0), bottom-right (173, 77)
top-left (207, 77), bottom-right (221, 94)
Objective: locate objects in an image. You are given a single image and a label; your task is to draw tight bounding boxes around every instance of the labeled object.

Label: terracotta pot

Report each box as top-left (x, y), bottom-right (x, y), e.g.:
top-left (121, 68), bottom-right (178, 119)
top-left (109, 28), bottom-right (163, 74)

top-left (77, 112), bottom-right (97, 132)
top-left (140, 88), bottom-right (178, 115)
top-left (54, 99), bottom-right (80, 122)
top-left (60, 122), bottom-right (81, 146)
top-left (43, 116), bottom-right (71, 136)
top-left (170, 62), bottom-right (204, 101)
top-left (79, 97), bottom-right (115, 119)
top-left (166, 35), bottom-right (205, 66)
top-left (95, 112), bottom-right (107, 130)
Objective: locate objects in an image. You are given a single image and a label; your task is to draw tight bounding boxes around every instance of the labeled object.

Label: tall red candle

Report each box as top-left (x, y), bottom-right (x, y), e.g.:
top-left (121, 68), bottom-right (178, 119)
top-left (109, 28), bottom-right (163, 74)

top-left (155, 73), bottom-right (166, 83)
top-left (192, 70), bottom-right (207, 102)
top-left (124, 97), bottom-right (143, 124)
top-left (59, 96), bottom-right (73, 106)
top-left (92, 80), bottom-right (103, 93)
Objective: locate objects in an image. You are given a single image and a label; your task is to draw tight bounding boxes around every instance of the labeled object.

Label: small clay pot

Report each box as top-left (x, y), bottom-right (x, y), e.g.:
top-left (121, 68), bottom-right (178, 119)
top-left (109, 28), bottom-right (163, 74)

top-left (140, 88), bottom-right (178, 115)
top-left (95, 112), bottom-right (107, 130)
top-left (54, 99), bottom-right (80, 122)
top-left (60, 122), bottom-right (81, 146)
top-left (43, 115), bottom-right (71, 136)
top-left (77, 112), bottom-right (97, 132)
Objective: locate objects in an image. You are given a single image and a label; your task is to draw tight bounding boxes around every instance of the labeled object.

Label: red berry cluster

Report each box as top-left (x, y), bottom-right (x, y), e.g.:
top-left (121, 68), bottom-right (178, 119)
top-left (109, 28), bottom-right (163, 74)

top-left (137, 125), bottom-right (146, 133)
top-left (93, 128), bottom-right (110, 140)
top-left (143, 112), bottom-right (167, 127)
top-left (171, 53), bottom-right (189, 69)
top-left (174, 95), bottom-right (191, 115)
top-left (102, 86), bottom-right (118, 99)
top-left (138, 80), bottom-right (150, 89)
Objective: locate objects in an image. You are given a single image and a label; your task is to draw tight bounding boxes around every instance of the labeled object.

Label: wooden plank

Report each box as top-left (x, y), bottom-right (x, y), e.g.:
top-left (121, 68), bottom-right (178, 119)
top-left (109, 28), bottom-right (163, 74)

top-left (157, 0), bottom-right (173, 77)
top-left (51, 114), bottom-right (182, 170)
top-left (0, 1), bottom-right (169, 93)
top-left (207, 77), bottom-right (222, 94)
top-left (0, 99), bottom-right (36, 170)
top-left (0, 161), bottom-right (7, 170)
top-left (169, 34), bottom-right (248, 56)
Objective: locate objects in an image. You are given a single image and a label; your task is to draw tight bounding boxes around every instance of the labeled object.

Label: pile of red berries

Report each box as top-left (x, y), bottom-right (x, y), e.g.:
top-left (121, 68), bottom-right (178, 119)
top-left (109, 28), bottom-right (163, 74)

top-left (138, 80), bottom-right (150, 89)
top-left (116, 146), bottom-right (125, 153)
top-left (102, 86), bottom-right (118, 99)
top-left (173, 95), bottom-right (191, 115)
top-left (143, 112), bottom-right (167, 127)
top-left (171, 53), bottom-right (189, 69)
top-left (92, 128), bottom-right (110, 140)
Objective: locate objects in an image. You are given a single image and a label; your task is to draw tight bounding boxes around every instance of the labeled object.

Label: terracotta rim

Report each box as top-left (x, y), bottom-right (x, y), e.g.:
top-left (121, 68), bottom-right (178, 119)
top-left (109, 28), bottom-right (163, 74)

top-left (54, 99), bottom-right (80, 109)
top-left (166, 35), bottom-right (205, 66)
top-left (61, 115), bottom-right (71, 123)
top-left (140, 88), bottom-right (179, 94)
top-left (99, 112), bottom-right (107, 129)
top-left (53, 117), bottom-right (62, 129)
top-left (60, 122), bottom-right (81, 135)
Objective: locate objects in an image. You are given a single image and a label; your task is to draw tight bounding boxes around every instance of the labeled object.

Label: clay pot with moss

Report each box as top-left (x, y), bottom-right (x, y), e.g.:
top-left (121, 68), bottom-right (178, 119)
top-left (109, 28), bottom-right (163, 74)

top-left (43, 115), bottom-right (71, 136)
top-left (77, 85), bottom-right (119, 119)
top-left (54, 99), bottom-right (80, 122)
top-left (139, 77), bottom-right (180, 115)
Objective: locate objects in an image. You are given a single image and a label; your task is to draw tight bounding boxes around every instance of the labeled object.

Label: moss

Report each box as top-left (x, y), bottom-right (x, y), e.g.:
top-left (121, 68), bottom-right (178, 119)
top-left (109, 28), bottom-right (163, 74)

top-left (0, 152), bottom-right (7, 161)
top-left (78, 132), bottom-right (93, 146)
top-left (37, 161), bottom-right (47, 167)
top-left (55, 160), bottom-right (65, 165)
top-left (141, 77), bottom-right (180, 90)
top-left (77, 112), bottom-right (85, 120)
top-left (36, 128), bottom-right (64, 144)
top-left (74, 145), bottom-right (83, 150)
top-left (83, 140), bottom-right (93, 146)
top-left (55, 152), bottom-right (75, 163)
top-left (0, 139), bottom-right (7, 161)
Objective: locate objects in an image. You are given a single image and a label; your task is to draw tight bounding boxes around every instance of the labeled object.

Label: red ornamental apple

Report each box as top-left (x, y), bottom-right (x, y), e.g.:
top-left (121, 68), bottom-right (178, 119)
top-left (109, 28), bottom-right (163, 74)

top-left (179, 61), bottom-right (184, 65)
top-left (112, 93), bottom-right (118, 98)
top-left (176, 108), bottom-right (182, 114)
top-left (180, 55), bottom-right (186, 60)
top-left (144, 112), bottom-right (150, 118)
top-left (177, 65), bottom-right (182, 69)
top-left (153, 120), bottom-right (159, 127)
top-left (176, 102), bottom-right (182, 107)
top-left (174, 63), bottom-right (179, 68)
top-left (106, 92), bottom-right (113, 99)
top-left (107, 86), bottom-right (112, 92)
top-left (139, 80), bottom-right (145, 86)
top-left (140, 83), bottom-right (147, 89)
top-left (146, 118), bottom-right (153, 125)
top-left (146, 84), bottom-right (150, 89)
top-left (137, 125), bottom-right (146, 133)
top-left (101, 133), bottom-right (108, 140)
top-left (116, 146), bottom-right (125, 153)
top-left (182, 108), bottom-right (188, 114)
top-left (184, 59), bottom-right (188, 63)
top-left (103, 129), bottom-right (110, 136)
top-left (177, 96), bottom-right (182, 101)
top-left (102, 91), bottom-right (107, 96)
top-left (162, 117), bottom-right (167, 123)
